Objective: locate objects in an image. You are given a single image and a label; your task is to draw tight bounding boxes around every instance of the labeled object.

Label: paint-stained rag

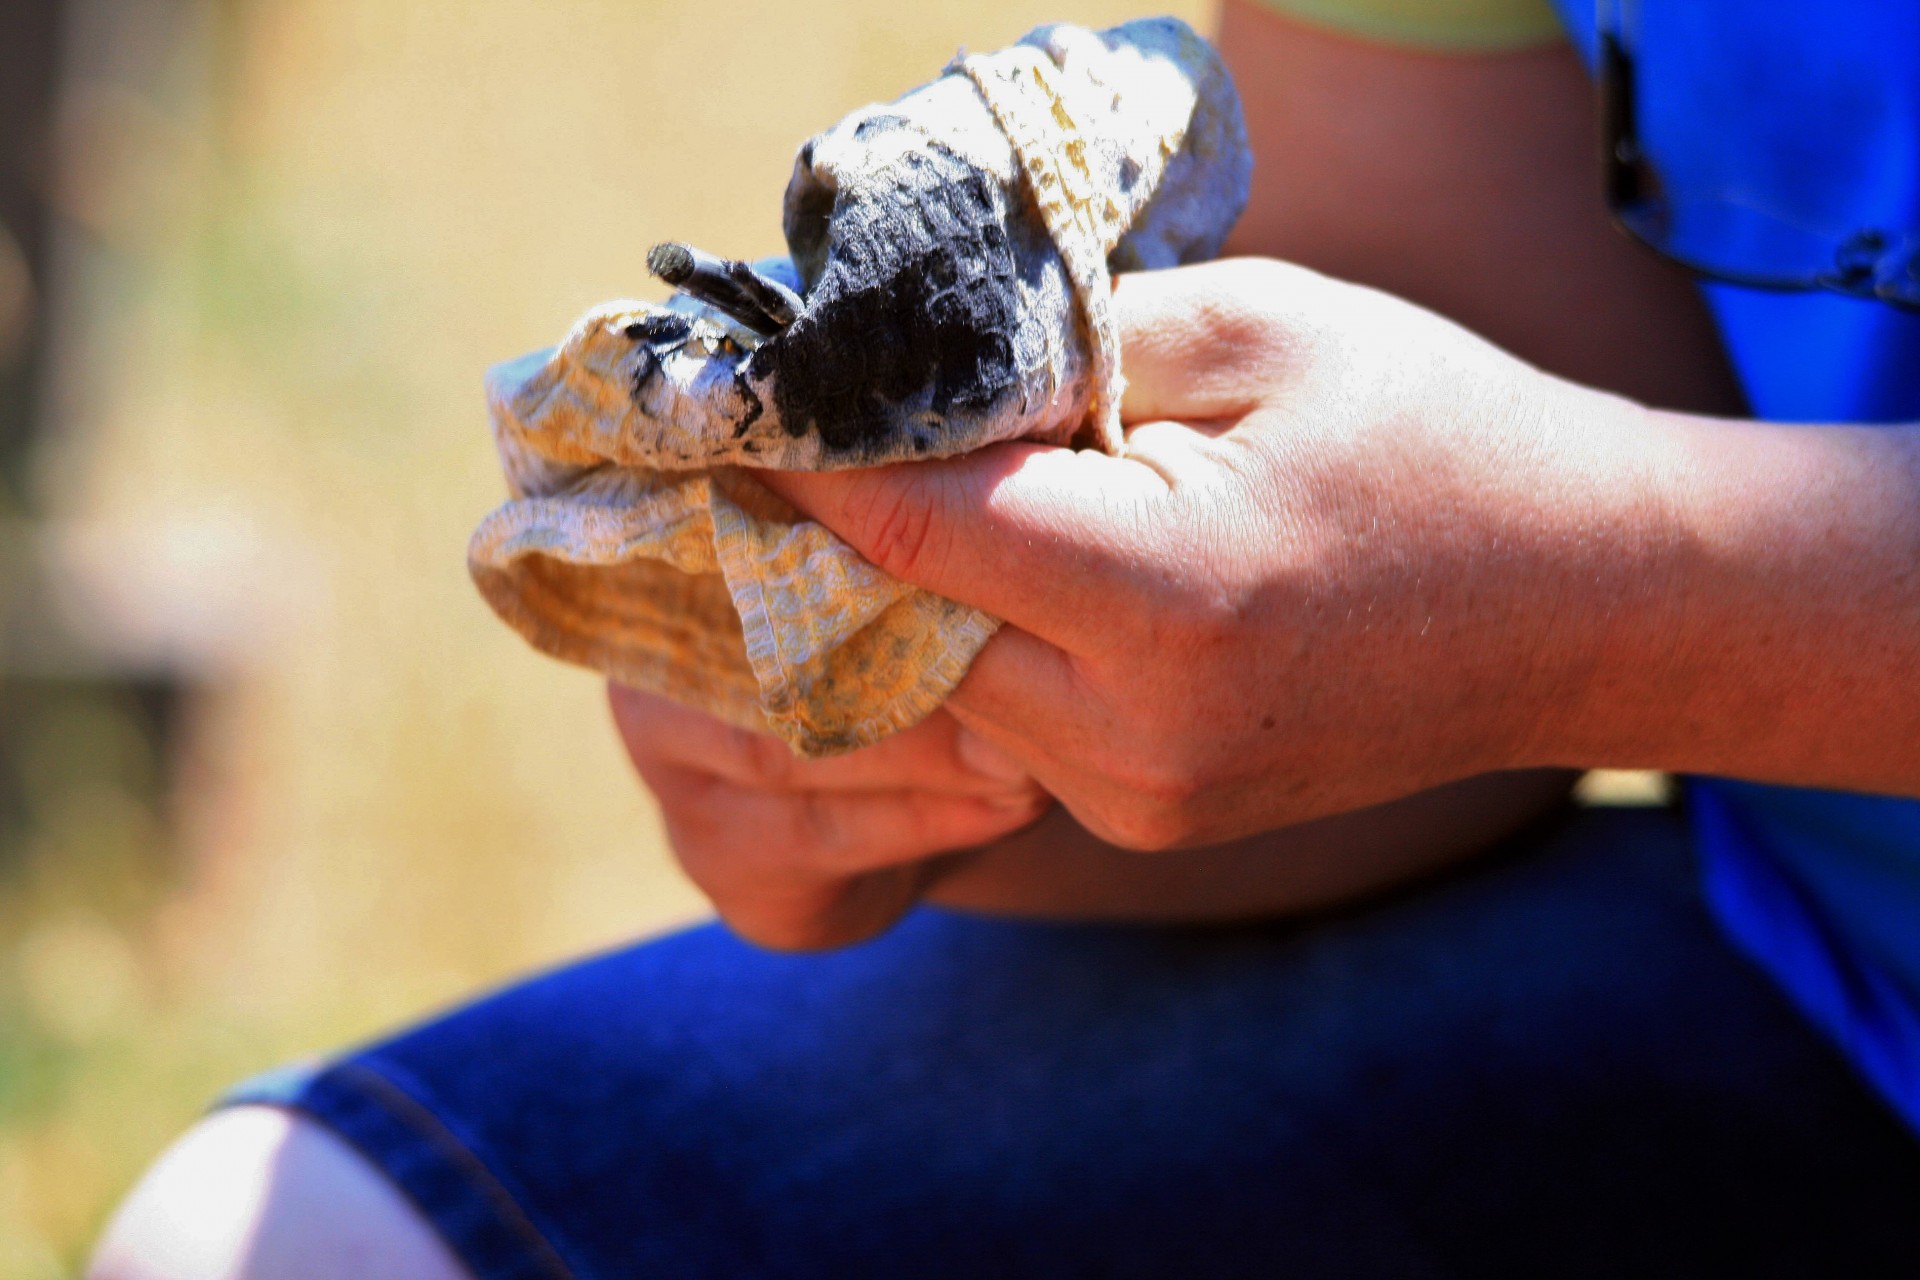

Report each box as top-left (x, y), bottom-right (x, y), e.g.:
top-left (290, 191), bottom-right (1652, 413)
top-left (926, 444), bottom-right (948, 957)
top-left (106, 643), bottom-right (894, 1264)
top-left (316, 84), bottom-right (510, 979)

top-left (468, 17), bottom-right (1251, 755)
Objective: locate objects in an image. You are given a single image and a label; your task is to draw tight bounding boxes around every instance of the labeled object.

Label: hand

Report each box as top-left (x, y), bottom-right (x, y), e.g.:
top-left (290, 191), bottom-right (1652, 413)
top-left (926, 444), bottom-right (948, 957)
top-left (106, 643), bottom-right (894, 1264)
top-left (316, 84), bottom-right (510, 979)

top-left (609, 685), bottom-right (1051, 949)
top-left (610, 681), bottom-right (1578, 948)
top-left (763, 258), bottom-right (1649, 849)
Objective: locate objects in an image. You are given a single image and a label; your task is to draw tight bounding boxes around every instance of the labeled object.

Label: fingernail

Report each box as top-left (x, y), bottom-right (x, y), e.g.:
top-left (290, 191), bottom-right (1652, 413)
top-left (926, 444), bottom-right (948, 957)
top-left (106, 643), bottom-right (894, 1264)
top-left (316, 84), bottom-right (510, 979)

top-left (955, 728), bottom-right (1030, 784)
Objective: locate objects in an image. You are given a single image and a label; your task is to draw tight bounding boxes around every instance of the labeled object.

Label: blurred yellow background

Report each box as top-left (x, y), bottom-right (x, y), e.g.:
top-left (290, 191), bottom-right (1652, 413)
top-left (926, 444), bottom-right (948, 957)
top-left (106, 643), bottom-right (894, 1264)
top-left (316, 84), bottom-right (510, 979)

top-left (0, 0), bottom-right (1207, 1271)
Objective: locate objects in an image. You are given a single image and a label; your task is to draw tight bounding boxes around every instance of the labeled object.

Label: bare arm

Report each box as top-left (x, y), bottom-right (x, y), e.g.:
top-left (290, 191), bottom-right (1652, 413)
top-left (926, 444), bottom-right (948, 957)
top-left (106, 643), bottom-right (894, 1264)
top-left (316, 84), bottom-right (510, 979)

top-left (1216, 0), bottom-right (1741, 413)
top-left (1531, 405), bottom-right (1920, 793)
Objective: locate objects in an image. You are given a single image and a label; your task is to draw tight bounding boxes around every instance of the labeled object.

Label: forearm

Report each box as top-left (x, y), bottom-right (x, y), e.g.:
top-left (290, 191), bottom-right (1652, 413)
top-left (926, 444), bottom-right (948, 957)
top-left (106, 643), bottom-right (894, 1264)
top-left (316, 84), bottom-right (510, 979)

top-left (1522, 394), bottom-right (1920, 794)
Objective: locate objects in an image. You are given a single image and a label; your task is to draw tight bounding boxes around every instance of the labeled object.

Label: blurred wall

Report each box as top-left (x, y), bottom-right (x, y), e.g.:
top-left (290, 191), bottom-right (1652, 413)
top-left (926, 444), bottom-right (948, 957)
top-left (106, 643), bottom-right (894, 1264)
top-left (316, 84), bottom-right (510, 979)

top-left (0, 0), bottom-right (1206, 1270)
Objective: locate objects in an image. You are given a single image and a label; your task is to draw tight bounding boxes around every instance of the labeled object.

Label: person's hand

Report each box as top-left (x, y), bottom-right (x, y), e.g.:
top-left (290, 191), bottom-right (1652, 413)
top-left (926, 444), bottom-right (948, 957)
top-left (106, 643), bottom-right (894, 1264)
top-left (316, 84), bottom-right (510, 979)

top-left (610, 681), bottom-right (1578, 949)
top-left (762, 258), bottom-right (1653, 849)
top-left (609, 686), bottom-right (1052, 948)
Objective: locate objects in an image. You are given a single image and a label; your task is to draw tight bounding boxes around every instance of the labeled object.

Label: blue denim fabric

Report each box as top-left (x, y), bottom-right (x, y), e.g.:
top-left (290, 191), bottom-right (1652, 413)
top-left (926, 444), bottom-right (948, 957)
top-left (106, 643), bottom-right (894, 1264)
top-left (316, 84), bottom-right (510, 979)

top-left (226, 809), bottom-right (1920, 1279)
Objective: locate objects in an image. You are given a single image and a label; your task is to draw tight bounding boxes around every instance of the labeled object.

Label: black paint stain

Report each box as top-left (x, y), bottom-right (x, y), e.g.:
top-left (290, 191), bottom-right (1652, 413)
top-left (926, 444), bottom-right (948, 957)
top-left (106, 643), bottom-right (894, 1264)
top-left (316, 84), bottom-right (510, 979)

top-left (732, 367), bottom-right (763, 438)
top-left (627, 313), bottom-right (693, 399)
top-left (853, 112), bottom-right (914, 141)
top-left (626, 314), bottom-right (692, 344)
top-left (761, 134), bottom-right (1029, 462)
top-left (631, 345), bottom-right (659, 396)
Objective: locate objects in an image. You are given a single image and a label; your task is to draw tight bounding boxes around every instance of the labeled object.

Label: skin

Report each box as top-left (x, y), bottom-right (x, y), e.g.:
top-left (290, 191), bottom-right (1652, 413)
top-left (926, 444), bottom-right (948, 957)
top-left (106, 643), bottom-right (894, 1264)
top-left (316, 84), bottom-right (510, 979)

top-left (95, 3), bottom-right (1870, 1274)
top-left (618, 2), bottom-right (1755, 952)
top-left (612, 684), bottom-right (1581, 947)
top-left (88, 1107), bottom-right (469, 1280)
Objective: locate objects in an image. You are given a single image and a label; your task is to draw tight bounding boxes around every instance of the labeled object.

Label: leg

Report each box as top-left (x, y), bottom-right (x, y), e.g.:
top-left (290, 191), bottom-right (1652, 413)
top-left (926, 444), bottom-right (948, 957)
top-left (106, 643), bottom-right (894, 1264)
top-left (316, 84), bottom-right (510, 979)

top-left (89, 1106), bottom-right (472, 1280)
top-left (94, 808), bottom-right (1920, 1279)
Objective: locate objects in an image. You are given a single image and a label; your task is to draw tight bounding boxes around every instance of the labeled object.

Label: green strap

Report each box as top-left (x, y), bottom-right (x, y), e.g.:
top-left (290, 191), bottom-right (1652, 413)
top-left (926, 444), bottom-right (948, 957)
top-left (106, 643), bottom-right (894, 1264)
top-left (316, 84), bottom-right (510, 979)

top-left (1250, 0), bottom-right (1565, 51)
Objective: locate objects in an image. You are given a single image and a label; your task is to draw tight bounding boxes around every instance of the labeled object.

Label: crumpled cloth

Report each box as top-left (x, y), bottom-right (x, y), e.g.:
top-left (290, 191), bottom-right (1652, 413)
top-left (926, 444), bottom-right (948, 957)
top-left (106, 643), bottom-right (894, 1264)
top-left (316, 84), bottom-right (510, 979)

top-left (468, 17), bottom-right (1250, 755)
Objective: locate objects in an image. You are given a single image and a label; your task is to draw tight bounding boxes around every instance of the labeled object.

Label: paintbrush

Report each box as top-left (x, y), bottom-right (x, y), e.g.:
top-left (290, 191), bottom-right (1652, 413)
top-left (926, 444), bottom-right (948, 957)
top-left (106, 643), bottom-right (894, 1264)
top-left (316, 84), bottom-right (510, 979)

top-left (646, 242), bottom-right (803, 336)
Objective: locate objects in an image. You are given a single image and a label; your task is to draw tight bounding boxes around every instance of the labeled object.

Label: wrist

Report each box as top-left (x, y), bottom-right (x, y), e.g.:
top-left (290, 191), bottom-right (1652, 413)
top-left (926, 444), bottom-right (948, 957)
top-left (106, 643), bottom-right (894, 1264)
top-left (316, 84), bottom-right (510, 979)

top-left (1437, 374), bottom-right (1680, 777)
top-left (1514, 398), bottom-right (1920, 788)
top-left (1483, 376), bottom-right (1703, 775)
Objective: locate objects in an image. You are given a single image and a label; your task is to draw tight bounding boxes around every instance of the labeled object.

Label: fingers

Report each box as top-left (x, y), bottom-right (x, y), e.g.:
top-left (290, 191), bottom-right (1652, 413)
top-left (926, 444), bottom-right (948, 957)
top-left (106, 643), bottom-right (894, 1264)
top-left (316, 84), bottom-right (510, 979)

top-left (647, 761), bottom-right (1048, 878)
top-left (608, 631), bottom-right (1102, 836)
top-left (610, 683), bottom-right (1053, 950)
top-left (640, 759), bottom-right (1047, 950)
top-left (609, 684), bottom-right (1039, 798)
top-left (708, 862), bottom-right (932, 953)
top-left (759, 442), bottom-right (1166, 652)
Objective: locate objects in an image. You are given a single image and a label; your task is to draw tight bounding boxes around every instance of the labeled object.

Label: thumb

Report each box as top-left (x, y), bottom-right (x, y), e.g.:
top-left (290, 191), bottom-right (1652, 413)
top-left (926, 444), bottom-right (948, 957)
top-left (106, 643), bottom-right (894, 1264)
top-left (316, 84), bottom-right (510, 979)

top-left (759, 441), bottom-right (1161, 648)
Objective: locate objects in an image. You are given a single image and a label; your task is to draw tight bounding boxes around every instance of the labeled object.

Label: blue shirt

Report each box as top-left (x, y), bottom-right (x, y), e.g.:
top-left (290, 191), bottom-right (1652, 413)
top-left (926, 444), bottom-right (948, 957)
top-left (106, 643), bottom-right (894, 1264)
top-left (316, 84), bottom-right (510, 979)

top-left (1552, 0), bottom-right (1920, 1130)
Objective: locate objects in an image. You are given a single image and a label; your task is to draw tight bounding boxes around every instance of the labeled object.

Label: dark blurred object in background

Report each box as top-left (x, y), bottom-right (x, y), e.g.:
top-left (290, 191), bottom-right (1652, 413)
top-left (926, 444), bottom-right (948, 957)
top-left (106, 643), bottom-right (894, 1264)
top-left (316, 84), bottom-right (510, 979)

top-left (0, 0), bottom-right (183, 892)
top-left (1, 6), bottom-right (187, 1272)
top-left (0, 0), bottom-right (62, 506)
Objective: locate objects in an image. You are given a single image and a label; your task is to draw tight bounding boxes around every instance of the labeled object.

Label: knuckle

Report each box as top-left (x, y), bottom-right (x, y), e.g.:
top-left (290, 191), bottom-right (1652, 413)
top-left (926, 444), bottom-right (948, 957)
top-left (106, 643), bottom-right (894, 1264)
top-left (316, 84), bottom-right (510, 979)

top-left (1209, 260), bottom-right (1332, 367)
top-left (1146, 765), bottom-right (1207, 815)
top-left (1194, 587), bottom-right (1258, 655)
top-left (1193, 290), bottom-right (1278, 358)
top-left (1094, 802), bottom-right (1187, 853)
top-left (1155, 583), bottom-right (1237, 653)
top-left (1090, 754), bottom-right (1207, 852)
